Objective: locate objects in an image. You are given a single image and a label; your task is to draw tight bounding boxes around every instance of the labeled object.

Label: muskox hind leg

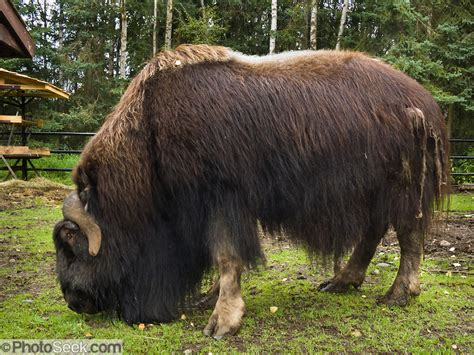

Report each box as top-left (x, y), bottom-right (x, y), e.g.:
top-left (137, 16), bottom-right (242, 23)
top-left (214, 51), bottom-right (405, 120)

top-left (380, 228), bottom-right (423, 306)
top-left (319, 223), bottom-right (388, 292)
top-left (203, 252), bottom-right (245, 339)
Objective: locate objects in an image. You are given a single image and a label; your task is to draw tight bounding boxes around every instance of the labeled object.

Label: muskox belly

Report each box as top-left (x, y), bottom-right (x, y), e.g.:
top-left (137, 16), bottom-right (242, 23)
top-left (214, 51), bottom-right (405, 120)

top-left (54, 45), bottom-right (449, 337)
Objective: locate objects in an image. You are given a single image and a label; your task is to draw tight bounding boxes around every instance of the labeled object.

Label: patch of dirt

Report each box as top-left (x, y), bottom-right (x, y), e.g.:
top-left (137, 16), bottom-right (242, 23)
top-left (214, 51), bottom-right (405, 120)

top-left (0, 178), bottom-right (73, 211)
top-left (380, 214), bottom-right (473, 258)
top-left (0, 237), bottom-right (56, 302)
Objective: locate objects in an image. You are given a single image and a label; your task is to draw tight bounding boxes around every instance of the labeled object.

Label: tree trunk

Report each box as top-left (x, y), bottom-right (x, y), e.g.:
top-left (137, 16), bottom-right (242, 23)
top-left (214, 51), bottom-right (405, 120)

top-left (309, 0), bottom-right (318, 50)
top-left (335, 0), bottom-right (349, 50)
top-left (153, 0), bottom-right (158, 55)
top-left (119, 0), bottom-right (128, 78)
top-left (164, 0), bottom-right (173, 49)
top-left (269, 0), bottom-right (277, 54)
top-left (447, 103), bottom-right (454, 139)
top-left (200, 0), bottom-right (206, 18)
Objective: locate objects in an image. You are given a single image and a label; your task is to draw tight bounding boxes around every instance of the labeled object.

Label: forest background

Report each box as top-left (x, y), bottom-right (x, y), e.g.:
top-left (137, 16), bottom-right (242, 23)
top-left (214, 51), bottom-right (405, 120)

top-left (0, 0), bottom-right (472, 169)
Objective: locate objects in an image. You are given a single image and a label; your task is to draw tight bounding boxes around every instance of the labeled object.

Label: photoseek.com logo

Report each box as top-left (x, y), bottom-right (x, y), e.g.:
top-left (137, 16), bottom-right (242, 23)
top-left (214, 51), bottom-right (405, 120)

top-left (0, 340), bottom-right (123, 354)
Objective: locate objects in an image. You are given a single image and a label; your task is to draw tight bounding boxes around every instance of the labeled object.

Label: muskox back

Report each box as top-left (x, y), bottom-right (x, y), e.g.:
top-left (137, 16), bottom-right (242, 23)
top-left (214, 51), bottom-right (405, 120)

top-left (56, 45), bottom-right (449, 327)
top-left (142, 49), bottom-right (448, 262)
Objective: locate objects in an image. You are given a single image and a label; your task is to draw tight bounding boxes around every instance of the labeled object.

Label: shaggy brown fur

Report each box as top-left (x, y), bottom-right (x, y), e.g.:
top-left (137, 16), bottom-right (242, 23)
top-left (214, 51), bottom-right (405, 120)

top-left (56, 45), bottom-right (449, 336)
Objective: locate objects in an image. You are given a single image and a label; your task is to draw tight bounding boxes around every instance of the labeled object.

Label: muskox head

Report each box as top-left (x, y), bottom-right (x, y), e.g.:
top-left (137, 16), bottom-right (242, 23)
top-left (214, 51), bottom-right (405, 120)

top-left (53, 190), bottom-right (104, 315)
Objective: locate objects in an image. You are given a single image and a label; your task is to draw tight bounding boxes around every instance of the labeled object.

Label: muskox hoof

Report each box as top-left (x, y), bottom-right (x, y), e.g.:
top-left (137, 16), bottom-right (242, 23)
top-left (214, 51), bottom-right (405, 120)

top-left (317, 279), bottom-right (352, 293)
top-left (379, 282), bottom-right (420, 307)
top-left (203, 299), bottom-right (244, 339)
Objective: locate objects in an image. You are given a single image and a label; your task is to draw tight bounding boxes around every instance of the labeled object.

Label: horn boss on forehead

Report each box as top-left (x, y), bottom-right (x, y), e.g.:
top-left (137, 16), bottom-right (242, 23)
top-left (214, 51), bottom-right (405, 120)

top-left (61, 191), bottom-right (101, 256)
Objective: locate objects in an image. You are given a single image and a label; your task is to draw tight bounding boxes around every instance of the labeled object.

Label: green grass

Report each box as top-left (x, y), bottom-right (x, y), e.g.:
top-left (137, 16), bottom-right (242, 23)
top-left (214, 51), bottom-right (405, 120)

top-left (0, 189), bottom-right (473, 352)
top-left (0, 154), bottom-right (78, 185)
top-left (449, 192), bottom-right (474, 212)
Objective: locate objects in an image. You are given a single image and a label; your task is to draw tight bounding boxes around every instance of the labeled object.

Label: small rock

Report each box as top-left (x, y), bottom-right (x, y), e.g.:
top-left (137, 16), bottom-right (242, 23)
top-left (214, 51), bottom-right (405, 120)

top-left (180, 314), bottom-right (186, 320)
top-left (449, 247), bottom-right (456, 252)
top-left (9, 258), bottom-right (16, 263)
top-left (282, 278), bottom-right (288, 282)
top-left (376, 262), bottom-right (390, 268)
top-left (439, 240), bottom-right (451, 247)
top-left (361, 295), bottom-right (366, 298)
top-left (372, 269), bottom-right (380, 275)
top-left (451, 255), bottom-right (456, 258)
top-left (452, 344), bottom-right (458, 350)
top-left (452, 263), bottom-right (461, 267)
top-left (270, 306), bottom-right (278, 313)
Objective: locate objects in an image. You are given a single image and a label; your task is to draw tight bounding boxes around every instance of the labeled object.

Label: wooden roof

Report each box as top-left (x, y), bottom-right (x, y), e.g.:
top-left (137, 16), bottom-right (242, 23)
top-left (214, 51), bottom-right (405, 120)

top-left (0, 0), bottom-right (35, 58)
top-left (0, 68), bottom-right (70, 99)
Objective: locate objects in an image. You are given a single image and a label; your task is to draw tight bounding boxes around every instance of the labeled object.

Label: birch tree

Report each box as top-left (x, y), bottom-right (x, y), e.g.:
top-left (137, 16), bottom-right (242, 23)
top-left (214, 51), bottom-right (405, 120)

top-left (153, 0), bottom-right (158, 56)
top-left (119, 0), bottom-right (128, 78)
top-left (309, 0), bottom-right (318, 50)
top-left (335, 0), bottom-right (349, 50)
top-left (164, 0), bottom-right (173, 49)
top-left (269, 0), bottom-right (277, 54)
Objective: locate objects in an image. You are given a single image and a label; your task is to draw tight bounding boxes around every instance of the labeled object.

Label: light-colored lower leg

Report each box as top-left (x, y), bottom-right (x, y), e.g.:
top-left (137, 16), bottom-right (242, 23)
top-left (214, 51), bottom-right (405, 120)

top-left (381, 231), bottom-right (422, 306)
top-left (203, 254), bottom-right (245, 339)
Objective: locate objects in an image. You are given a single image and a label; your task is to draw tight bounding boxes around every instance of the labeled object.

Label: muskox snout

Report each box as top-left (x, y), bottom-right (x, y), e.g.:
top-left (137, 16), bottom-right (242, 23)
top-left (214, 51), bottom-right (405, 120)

top-left (64, 289), bottom-right (99, 315)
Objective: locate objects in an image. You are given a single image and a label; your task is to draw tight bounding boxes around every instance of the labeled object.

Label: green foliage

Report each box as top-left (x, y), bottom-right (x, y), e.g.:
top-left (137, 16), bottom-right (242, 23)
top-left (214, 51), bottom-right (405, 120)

top-left (176, 8), bottom-right (226, 44)
top-left (451, 146), bottom-right (474, 185)
top-left (0, 0), bottom-right (472, 159)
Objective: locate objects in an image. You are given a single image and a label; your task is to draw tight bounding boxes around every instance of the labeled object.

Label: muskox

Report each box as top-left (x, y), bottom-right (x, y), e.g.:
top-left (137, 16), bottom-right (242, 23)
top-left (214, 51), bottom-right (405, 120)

top-left (53, 44), bottom-right (449, 338)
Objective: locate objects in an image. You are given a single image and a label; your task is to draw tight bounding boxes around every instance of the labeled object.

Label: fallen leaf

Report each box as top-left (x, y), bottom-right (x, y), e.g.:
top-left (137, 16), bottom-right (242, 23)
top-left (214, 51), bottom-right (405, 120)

top-left (351, 330), bottom-right (362, 337)
top-left (138, 323), bottom-right (145, 331)
top-left (84, 332), bottom-right (93, 338)
top-left (270, 306), bottom-right (278, 313)
top-left (181, 314), bottom-right (186, 320)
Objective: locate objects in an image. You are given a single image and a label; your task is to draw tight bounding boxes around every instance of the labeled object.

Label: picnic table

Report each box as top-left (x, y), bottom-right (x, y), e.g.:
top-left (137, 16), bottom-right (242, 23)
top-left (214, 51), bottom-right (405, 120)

top-left (0, 68), bottom-right (69, 180)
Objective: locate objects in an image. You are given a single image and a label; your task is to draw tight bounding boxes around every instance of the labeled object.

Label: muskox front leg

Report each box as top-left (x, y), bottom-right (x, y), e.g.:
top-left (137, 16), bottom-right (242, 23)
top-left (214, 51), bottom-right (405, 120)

top-left (203, 253), bottom-right (245, 339)
top-left (380, 228), bottom-right (423, 306)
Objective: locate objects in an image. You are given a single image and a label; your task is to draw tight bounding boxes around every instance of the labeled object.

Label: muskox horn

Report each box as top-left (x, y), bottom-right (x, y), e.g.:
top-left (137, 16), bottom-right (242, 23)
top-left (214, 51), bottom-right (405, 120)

top-left (62, 191), bottom-right (102, 256)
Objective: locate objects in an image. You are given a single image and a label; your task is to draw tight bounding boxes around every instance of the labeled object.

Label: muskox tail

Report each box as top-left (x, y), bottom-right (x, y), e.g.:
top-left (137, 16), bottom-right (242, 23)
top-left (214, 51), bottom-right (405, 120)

top-left (392, 106), bottom-right (450, 235)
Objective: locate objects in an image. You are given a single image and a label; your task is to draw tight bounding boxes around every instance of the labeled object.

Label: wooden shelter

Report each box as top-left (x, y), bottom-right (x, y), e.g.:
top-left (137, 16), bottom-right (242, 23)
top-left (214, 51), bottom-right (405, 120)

top-left (0, 0), bottom-right (35, 58)
top-left (0, 70), bottom-right (70, 179)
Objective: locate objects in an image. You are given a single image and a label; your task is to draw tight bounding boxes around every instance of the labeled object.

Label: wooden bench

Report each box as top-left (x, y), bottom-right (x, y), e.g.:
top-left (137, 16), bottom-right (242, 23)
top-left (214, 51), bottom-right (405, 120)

top-left (0, 115), bottom-right (22, 124)
top-left (0, 146), bottom-right (50, 179)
